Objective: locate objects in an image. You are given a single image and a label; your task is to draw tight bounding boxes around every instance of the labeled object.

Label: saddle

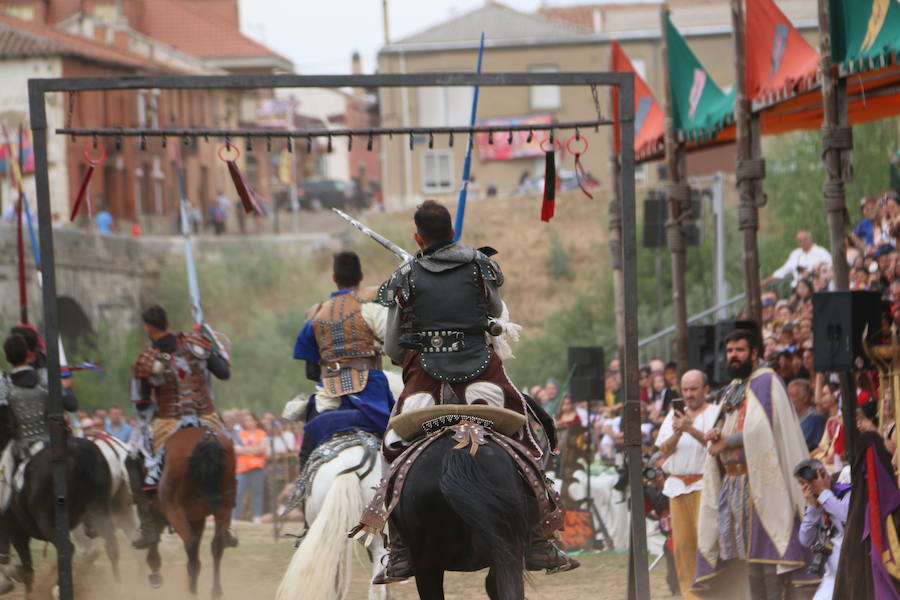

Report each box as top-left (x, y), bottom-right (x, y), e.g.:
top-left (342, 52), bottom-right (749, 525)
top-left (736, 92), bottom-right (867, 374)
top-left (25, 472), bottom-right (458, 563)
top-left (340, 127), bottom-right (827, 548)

top-left (351, 407), bottom-right (564, 543)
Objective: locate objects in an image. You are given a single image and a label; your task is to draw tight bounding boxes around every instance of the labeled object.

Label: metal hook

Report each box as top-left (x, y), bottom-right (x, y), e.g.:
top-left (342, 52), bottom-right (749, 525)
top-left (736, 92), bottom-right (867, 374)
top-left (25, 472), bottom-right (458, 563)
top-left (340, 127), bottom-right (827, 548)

top-left (549, 128), bottom-right (554, 143)
top-left (245, 136), bottom-right (253, 152)
top-left (575, 127), bottom-right (580, 141)
top-left (204, 134), bottom-right (209, 143)
top-left (487, 130), bottom-right (494, 145)
top-left (367, 133), bottom-right (374, 151)
top-left (140, 134), bottom-right (147, 150)
top-left (428, 131), bottom-right (434, 149)
top-left (526, 129), bottom-right (533, 143)
top-left (507, 130), bottom-right (513, 145)
top-left (327, 134), bottom-right (333, 153)
top-left (347, 134), bottom-right (353, 151)
top-left (448, 132), bottom-right (454, 147)
top-left (409, 133), bottom-right (414, 151)
top-left (182, 135), bottom-right (190, 147)
top-left (225, 136), bottom-right (231, 151)
top-left (92, 134), bottom-right (98, 149)
top-left (306, 135), bottom-right (312, 153)
top-left (115, 134), bottom-right (123, 151)
top-left (287, 136), bottom-right (293, 153)
top-left (266, 136), bottom-right (272, 152)
top-left (161, 134), bottom-right (167, 149)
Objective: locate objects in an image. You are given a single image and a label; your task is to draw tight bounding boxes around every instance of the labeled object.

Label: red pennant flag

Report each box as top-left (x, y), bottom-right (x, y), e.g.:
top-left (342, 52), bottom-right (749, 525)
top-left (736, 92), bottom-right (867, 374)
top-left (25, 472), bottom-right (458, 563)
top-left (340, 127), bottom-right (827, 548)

top-left (610, 40), bottom-right (665, 157)
top-left (745, 0), bottom-right (819, 103)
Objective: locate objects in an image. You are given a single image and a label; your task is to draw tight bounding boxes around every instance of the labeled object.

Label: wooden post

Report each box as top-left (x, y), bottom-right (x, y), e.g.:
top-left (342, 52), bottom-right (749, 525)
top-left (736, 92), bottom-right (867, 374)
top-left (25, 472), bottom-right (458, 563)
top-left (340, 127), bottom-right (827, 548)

top-left (660, 5), bottom-right (689, 373)
top-left (731, 0), bottom-right (764, 326)
top-left (818, 0), bottom-right (858, 467)
top-left (609, 150), bottom-right (626, 359)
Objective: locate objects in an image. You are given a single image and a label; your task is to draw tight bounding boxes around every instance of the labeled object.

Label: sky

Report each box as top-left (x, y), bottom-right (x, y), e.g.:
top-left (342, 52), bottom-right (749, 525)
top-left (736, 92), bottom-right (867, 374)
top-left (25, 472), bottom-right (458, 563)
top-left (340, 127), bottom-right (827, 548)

top-left (238, 0), bottom-right (568, 74)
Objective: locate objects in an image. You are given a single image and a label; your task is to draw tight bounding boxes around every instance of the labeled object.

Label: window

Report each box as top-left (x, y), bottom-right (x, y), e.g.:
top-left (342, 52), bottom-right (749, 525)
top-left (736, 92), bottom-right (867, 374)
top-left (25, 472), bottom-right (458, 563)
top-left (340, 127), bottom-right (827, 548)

top-left (422, 151), bottom-right (454, 193)
top-left (3, 5), bottom-right (34, 20)
top-left (529, 65), bottom-right (561, 110)
top-left (417, 86), bottom-right (472, 127)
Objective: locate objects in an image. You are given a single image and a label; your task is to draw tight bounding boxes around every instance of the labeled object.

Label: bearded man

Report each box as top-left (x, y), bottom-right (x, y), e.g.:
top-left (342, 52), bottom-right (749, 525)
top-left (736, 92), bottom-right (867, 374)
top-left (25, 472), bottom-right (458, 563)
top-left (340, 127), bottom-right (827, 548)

top-left (692, 328), bottom-right (813, 598)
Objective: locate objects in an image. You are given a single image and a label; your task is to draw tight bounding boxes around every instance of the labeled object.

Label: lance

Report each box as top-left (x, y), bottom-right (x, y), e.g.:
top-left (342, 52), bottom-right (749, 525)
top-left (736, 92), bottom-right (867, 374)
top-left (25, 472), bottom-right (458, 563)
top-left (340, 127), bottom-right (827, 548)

top-left (332, 208), bottom-right (412, 262)
top-left (175, 150), bottom-right (204, 326)
top-left (453, 32), bottom-right (485, 242)
top-left (16, 125), bottom-right (26, 324)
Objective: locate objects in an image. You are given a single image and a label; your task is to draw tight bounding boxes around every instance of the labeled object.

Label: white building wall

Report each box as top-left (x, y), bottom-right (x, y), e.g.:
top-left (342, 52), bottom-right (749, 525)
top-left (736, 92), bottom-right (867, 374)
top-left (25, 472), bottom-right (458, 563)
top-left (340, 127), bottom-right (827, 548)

top-left (0, 57), bottom-right (67, 221)
top-left (276, 88), bottom-right (351, 181)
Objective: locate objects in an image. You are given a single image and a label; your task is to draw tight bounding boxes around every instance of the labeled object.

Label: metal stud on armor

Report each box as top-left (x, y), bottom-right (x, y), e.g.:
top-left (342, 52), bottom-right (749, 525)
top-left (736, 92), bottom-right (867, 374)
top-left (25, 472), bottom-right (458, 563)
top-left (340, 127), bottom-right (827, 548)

top-left (312, 290), bottom-right (380, 396)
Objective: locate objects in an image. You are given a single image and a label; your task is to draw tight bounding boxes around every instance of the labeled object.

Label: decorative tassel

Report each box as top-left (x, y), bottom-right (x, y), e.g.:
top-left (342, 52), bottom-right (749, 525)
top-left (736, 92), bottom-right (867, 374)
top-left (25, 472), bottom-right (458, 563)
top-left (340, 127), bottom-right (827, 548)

top-left (541, 140), bottom-right (557, 222)
top-left (70, 143), bottom-right (106, 221)
top-left (567, 134), bottom-right (594, 199)
top-left (219, 144), bottom-right (264, 215)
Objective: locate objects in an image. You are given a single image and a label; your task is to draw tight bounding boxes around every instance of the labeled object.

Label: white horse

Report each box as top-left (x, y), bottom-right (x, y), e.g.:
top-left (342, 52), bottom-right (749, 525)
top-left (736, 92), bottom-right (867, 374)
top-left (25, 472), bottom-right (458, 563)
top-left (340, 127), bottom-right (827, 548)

top-left (275, 371), bottom-right (402, 600)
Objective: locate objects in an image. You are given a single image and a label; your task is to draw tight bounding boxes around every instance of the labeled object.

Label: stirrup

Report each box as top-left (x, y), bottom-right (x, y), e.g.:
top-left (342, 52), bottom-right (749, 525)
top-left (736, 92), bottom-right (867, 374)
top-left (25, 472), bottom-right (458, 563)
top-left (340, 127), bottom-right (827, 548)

top-left (525, 539), bottom-right (580, 574)
top-left (372, 548), bottom-right (413, 585)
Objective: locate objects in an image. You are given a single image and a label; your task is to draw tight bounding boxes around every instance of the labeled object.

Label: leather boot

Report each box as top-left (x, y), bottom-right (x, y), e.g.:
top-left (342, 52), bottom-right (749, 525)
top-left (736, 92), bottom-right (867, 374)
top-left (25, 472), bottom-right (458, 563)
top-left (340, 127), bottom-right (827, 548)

top-left (525, 536), bottom-right (580, 574)
top-left (132, 488), bottom-right (161, 550)
top-left (372, 530), bottom-right (413, 585)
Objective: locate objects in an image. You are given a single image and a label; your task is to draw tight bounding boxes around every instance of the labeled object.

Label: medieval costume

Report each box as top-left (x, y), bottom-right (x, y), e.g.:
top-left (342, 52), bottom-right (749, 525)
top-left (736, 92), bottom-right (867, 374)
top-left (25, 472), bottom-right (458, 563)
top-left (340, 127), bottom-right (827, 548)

top-left (372, 238), bottom-right (576, 583)
top-left (833, 431), bottom-right (900, 599)
top-left (131, 331), bottom-right (229, 484)
top-left (0, 365), bottom-right (77, 510)
top-left (291, 287), bottom-right (393, 464)
top-left (692, 367), bottom-right (814, 598)
top-left (380, 240), bottom-right (538, 458)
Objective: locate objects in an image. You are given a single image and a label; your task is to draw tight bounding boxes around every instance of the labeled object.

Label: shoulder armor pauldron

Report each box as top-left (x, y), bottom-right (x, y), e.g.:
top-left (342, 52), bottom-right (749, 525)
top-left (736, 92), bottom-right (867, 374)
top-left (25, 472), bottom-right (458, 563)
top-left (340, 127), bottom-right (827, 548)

top-left (376, 262), bottom-right (414, 307)
top-left (475, 253), bottom-right (504, 287)
top-left (183, 331), bottom-right (212, 359)
top-left (133, 347), bottom-right (160, 379)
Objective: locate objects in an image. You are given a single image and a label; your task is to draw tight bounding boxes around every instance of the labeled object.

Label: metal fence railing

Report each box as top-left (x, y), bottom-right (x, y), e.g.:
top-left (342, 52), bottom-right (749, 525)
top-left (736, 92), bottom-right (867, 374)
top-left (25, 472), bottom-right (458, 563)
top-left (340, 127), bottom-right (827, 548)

top-left (638, 294), bottom-right (746, 362)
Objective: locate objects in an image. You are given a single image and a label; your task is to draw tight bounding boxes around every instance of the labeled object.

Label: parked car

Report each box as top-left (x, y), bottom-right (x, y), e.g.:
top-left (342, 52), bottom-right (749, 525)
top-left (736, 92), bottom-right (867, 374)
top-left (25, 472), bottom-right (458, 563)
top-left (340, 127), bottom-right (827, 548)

top-left (296, 178), bottom-right (355, 211)
top-left (520, 170), bottom-right (594, 195)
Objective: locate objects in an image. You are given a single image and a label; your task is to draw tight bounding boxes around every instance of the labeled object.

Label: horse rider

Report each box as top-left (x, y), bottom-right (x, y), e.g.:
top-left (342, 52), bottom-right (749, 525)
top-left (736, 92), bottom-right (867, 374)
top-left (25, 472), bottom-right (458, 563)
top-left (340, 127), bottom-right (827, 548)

top-left (373, 200), bottom-right (579, 584)
top-left (0, 332), bottom-right (79, 502)
top-left (129, 305), bottom-right (234, 550)
top-left (289, 251), bottom-right (394, 466)
top-left (9, 324), bottom-right (80, 434)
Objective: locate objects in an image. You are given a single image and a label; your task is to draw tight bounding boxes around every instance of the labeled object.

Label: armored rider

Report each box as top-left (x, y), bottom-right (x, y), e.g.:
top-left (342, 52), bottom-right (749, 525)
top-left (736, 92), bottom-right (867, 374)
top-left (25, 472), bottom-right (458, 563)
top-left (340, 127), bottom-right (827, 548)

top-left (9, 325), bottom-right (79, 431)
top-left (290, 251), bottom-right (393, 465)
top-left (129, 305), bottom-right (232, 549)
top-left (0, 333), bottom-right (78, 495)
top-left (373, 200), bottom-right (578, 584)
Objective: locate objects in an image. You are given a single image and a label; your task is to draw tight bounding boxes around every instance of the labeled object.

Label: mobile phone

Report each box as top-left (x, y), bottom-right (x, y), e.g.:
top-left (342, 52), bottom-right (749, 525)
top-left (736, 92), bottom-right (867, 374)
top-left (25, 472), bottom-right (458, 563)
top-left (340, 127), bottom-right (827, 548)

top-left (672, 399), bottom-right (685, 414)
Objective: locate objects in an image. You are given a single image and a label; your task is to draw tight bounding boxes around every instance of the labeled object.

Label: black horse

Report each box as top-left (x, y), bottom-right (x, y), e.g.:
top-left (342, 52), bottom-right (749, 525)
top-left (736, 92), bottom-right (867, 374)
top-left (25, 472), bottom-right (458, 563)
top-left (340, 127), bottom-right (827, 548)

top-left (391, 433), bottom-right (533, 600)
top-left (0, 405), bottom-right (118, 594)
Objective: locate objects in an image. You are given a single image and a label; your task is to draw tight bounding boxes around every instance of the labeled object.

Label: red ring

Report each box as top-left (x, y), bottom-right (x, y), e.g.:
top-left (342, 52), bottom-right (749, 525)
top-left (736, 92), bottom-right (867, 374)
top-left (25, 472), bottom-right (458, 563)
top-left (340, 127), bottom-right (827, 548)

top-left (83, 142), bottom-right (106, 164)
top-left (566, 134), bottom-right (589, 155)
top-left (539, 137), bottom-right (562, 153)
top-left (217, 143), bottom-right (240, 162)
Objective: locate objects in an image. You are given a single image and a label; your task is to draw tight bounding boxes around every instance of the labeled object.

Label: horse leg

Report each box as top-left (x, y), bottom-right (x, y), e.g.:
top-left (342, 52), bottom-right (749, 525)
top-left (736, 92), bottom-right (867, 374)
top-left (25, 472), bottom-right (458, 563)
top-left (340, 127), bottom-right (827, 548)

top-left (146, 542), bottom-right (163, 589)
top-left (412, 566), bottom-right (444, 600)
top-left (9, 529), bottom-right (31, 594)
top-left (368, 533), bottom-right (389, 600)
top-left (186, 519), bottom-right (205, 596)
top-left (95, 508), bottom-right (120, 582)
top-left (210, 509), bottom-right (229, 600)
top-left (167, 508), bottom-right (201, 595)
top-left (485, 567), bottom-right (524, 600)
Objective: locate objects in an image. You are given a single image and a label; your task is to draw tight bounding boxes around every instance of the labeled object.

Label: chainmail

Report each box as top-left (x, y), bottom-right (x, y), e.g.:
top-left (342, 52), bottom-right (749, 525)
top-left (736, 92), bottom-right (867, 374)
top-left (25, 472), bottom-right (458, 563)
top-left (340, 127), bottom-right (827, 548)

top-left (285, 429), bottom-right (381, 511)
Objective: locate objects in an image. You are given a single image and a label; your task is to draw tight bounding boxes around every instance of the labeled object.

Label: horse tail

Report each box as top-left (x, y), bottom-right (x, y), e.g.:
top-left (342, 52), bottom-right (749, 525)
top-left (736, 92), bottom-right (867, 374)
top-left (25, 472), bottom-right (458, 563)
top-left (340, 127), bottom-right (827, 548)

top-left (440, 444), bottom-right (529, 598)
top-left (188, 433), bottom-right (226, 509)
top-left (70, 437), bottom-right (112, 502)
top-left (276, 472), bottom-right (365, 600)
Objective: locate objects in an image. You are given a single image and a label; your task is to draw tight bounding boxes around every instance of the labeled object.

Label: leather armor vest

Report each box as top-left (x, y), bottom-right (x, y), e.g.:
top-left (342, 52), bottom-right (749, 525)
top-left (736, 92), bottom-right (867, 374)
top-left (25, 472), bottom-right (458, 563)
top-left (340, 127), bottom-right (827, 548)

top-left (404, 261), bottom-right (492, 383)
top-left (133, 332), bottom-right (215, 419)
top-left (312, 290), bottom-right (379, 396)
top-left (0, 376), bottom-right (49, 448)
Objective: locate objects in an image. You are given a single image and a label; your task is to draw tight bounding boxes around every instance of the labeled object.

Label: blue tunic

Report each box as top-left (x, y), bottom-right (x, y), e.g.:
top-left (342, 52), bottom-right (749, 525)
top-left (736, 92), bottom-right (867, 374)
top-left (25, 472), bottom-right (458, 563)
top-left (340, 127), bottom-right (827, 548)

top-left (293, 289), bottom-right (394, 446)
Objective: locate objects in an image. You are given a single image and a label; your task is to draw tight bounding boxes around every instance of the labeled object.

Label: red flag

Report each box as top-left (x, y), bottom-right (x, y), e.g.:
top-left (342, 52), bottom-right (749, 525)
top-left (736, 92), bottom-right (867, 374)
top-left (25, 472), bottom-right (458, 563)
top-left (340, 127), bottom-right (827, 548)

top-left (745, 0), bottom-right (820, 103)
top-left (610, 40), bottom-right (665, 158)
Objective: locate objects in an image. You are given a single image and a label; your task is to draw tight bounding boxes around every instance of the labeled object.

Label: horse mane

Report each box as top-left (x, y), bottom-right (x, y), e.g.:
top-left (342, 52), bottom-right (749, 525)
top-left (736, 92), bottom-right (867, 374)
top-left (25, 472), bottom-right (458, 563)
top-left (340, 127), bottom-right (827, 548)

top-left (188, 433), bottom-right (226, 508)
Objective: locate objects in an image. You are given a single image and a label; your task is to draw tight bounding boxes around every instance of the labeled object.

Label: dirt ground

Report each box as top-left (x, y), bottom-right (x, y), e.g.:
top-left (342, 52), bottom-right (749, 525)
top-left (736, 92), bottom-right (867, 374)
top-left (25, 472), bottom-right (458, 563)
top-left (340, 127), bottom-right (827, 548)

top-left (15, 521), bottom-right (677, 600)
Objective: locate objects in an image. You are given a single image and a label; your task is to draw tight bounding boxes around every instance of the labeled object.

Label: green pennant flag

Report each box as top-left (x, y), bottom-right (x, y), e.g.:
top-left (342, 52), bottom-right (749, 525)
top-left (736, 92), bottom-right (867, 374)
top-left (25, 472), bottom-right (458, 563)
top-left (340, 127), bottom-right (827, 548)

top-left (665, 11), bottom-right (735, 141)
top-left (830, 0), bottom-right (900, 73)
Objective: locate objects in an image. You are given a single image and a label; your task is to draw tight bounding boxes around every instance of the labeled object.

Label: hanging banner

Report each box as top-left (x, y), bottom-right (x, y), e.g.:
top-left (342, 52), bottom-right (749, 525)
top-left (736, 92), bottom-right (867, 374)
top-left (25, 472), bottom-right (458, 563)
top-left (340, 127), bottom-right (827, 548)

top-left (746, 0), bottom-right (820, 102)
top-left (665, 11), bottom-right (735, 141)
top-left (830, 0), bottom-right (900, 73)
top-left (610, 40), bottom-right (665, 158)
top-left (0, 127), bottom-right (33, 178)
top-left (475, 114), bottom-right (554, 161)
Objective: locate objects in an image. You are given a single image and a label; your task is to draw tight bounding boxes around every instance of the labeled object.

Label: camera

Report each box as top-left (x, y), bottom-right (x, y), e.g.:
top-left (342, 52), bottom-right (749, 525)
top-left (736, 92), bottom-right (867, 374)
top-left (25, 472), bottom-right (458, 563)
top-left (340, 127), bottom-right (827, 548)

top-left (808, 540), bottom-right (833, 576)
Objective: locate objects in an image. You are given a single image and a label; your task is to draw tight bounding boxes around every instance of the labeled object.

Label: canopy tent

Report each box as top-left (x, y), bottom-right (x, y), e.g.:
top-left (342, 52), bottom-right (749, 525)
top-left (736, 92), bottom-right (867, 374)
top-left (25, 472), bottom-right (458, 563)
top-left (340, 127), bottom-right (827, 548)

top-left (830, 0), bottom-right (900, 75)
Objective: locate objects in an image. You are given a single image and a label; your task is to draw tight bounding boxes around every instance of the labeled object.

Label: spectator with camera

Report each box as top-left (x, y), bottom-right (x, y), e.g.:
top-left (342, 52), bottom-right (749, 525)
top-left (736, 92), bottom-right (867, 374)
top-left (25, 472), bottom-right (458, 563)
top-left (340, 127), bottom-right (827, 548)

top-left (795, 458), bottom-right (850, 600)
top-left (655, 369), bottom-right (719, 599)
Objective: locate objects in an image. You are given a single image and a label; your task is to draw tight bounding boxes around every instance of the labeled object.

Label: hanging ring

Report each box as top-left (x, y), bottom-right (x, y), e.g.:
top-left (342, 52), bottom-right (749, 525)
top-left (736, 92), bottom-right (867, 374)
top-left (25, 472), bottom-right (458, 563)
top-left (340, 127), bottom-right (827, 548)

top-left (539, 137), bottom-right (562, 153)
top-left (565, 134), bottom-right (589, 155)
top-left (217, 143), bottom-right (240, 162)
top-left (83, 142), bottom-right (106, 164)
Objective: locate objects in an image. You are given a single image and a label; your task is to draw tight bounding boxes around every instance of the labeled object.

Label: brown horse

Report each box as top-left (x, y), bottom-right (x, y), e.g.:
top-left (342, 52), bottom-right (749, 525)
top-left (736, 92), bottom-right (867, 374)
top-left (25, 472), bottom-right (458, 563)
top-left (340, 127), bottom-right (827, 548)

top-left (144, 425), bottom-right (236, 598)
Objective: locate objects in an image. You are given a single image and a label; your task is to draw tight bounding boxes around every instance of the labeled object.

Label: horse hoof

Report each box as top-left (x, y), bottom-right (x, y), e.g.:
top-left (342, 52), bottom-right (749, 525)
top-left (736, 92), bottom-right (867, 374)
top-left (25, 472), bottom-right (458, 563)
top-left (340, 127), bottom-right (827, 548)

top-left (148, 573), bottom-right (163, 588)
top-left (2, 565), bottom-right (23, 584)
top-left (0, 578), bottom-right (13, 596)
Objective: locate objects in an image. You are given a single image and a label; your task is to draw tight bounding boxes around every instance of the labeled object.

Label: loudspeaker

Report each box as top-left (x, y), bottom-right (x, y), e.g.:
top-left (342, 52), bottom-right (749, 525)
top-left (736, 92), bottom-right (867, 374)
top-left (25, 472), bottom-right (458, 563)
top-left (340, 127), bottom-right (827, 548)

top-left (567, 346), bottom-right (604, 402)
top-left (687, 324), bottom-right (715, 384)
top-left (813, 291), bottom-right (882, 372)
top-left (643, 192), bottom-right (666, 249)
